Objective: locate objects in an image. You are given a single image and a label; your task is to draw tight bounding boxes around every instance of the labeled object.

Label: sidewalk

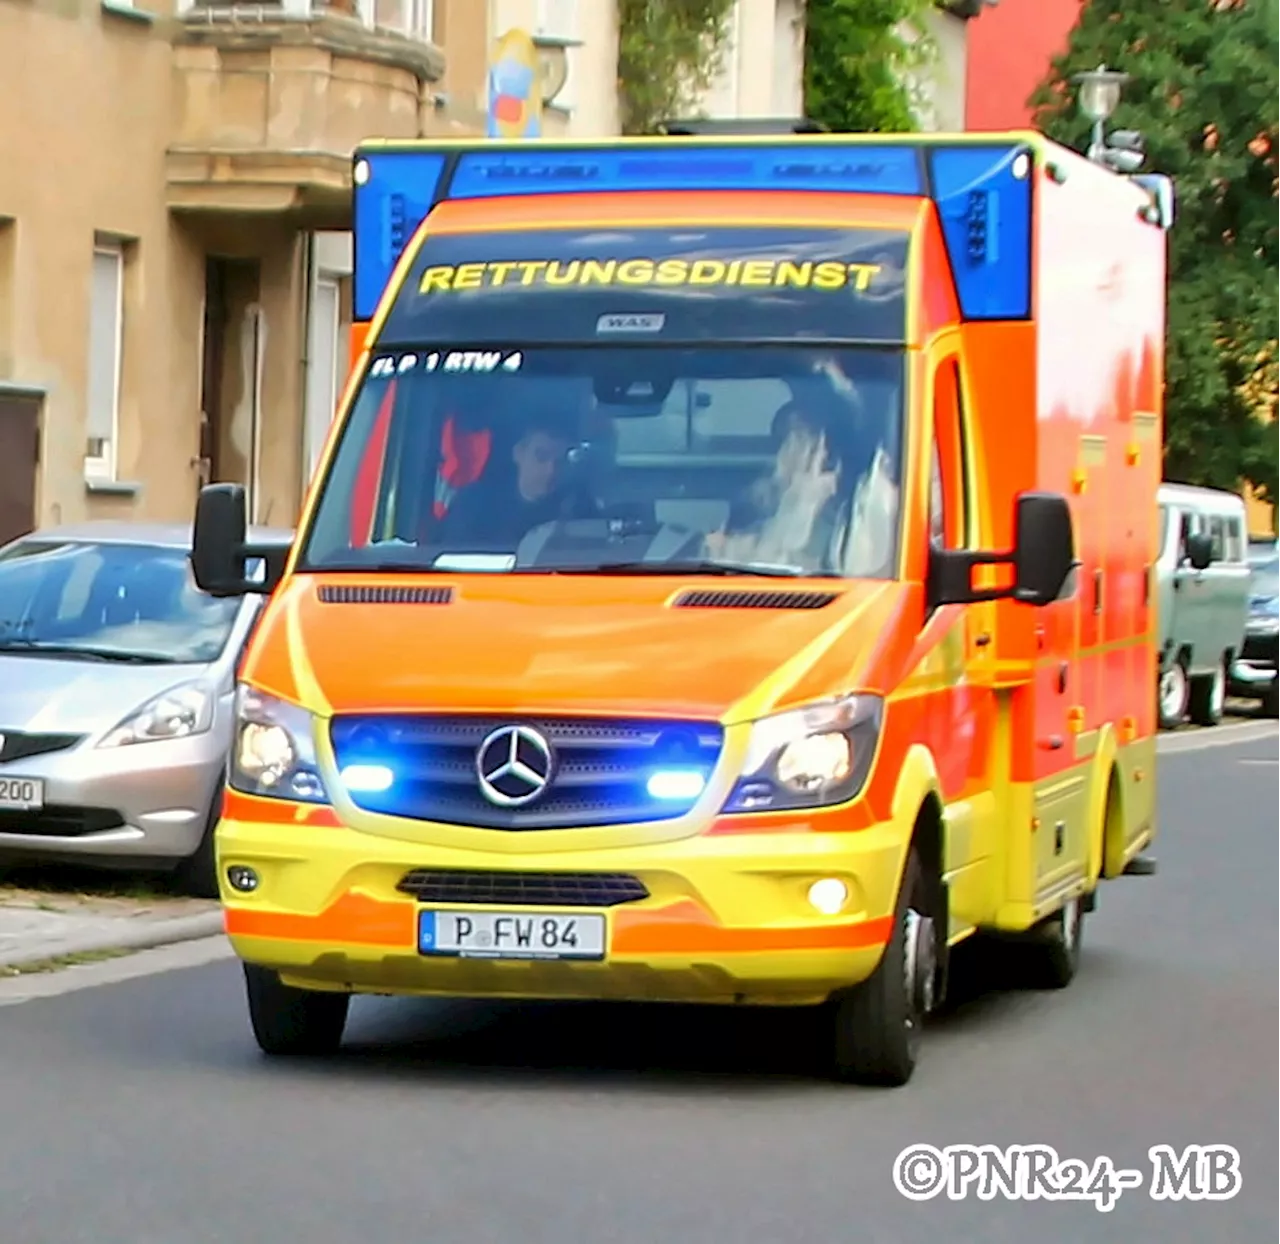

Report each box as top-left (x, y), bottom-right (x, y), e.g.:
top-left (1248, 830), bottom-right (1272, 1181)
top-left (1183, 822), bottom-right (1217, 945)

top-left (0, 884), bottom-right (223, 973)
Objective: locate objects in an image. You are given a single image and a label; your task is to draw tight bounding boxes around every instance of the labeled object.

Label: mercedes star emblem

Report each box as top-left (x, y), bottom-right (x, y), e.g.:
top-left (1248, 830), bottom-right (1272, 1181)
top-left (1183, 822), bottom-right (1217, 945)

top-left (475, 724), bottom-right (554, 807)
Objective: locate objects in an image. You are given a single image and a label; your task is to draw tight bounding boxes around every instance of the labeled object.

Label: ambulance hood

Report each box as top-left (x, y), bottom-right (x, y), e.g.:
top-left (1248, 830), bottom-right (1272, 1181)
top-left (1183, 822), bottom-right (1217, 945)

top-left (246, 574), bottom-right (911, 725)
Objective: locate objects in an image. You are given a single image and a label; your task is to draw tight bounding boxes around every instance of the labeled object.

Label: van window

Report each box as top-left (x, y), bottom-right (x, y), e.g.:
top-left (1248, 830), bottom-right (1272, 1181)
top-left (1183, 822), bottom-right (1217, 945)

top-left (300, 345), bottom-right (907, 580)
top-left (1208, 515), bottom-right (1226, 563)
top-left (1225, 516), bottom-right (1244, 562)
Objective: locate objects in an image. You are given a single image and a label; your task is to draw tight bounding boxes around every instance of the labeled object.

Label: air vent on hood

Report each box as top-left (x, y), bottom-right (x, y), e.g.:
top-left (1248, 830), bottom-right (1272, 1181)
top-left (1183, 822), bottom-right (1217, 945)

top-left (317, 585), bottom-right (454, 605)
top-left (672, 589), bottom-right (839, 611)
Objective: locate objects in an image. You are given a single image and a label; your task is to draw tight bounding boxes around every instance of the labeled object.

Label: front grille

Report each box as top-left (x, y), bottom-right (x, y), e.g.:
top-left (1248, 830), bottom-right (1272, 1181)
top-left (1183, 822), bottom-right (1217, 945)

top-left (330, 714), bottom-right (723, 830)
top-left (0, 732), bottom-right (84, 763)
top-left (397, 869), bottom-right (649, 907)
top-left (1241, 632), bottom-right (1278, 664)
top-left (0, 807), bottom-right (126, 837)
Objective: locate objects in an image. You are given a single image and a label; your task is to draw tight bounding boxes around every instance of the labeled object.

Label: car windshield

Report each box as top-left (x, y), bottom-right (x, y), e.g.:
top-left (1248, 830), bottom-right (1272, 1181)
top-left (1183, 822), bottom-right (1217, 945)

top-left (298, 345), bottom-right (906, 580)
top-left (0, 539), bottom-right (242, 664)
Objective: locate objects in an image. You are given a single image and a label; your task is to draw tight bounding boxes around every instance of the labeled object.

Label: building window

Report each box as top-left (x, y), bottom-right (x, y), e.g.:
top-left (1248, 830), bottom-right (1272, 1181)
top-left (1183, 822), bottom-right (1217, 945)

top-left (373, 0), bottom-right (433, 41)
top-left (86, 243), bottom-right (124, 480)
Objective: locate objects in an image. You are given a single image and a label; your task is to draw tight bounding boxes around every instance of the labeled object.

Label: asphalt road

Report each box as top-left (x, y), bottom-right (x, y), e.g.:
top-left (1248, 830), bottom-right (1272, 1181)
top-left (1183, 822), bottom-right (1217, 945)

top-left (0, 728), bottom-right (1275, 1244)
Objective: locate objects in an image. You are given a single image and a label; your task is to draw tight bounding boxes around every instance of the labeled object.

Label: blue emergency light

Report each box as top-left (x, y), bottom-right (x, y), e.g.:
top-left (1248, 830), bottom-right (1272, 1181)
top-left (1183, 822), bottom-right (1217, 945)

top-left (351, 138), bottom-right (1035, 325)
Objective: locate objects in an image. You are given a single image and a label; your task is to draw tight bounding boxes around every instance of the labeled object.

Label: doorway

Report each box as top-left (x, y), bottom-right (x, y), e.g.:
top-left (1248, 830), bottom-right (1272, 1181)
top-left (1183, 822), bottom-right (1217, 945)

top-left (198, 257), bottom-right (263, 515)
top-left (0, 393), bottom-right (39, 546)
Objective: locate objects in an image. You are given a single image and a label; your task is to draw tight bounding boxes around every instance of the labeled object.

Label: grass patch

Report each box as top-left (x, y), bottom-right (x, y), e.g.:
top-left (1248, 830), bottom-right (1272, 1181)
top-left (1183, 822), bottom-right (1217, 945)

top-left (0, 947), bottom-right (135, 977)
top-left (0, 863), bottom-right (186, 904)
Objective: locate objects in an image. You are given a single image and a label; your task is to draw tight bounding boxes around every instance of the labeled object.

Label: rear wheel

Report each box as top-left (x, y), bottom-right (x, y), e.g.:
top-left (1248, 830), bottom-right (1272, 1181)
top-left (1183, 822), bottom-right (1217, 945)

top-left (827, 850), bottom-right (935, 1087)
top-left (1022, 895), bottom-right (1084, 990)
top-left (1158, 657), bottom-right (1189, 729)
top-left (1188, 658), bottom-right (1226, 726)
top-left (244, 964), bottom-right (350, 1056)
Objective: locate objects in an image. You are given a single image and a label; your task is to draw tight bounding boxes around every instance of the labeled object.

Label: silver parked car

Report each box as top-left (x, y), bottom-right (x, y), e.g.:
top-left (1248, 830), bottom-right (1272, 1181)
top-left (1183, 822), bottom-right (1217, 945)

top-left (0, 521), bottom-right (291, 895)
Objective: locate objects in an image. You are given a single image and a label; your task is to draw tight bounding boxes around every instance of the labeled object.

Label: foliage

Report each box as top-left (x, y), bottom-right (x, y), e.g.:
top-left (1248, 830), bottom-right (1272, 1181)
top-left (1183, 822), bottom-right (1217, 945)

top-left (1031, 0), bottom-right (1279, 504)
top-left (616, 0), bottom-right (737, 136)
top-left (803, 0), bottom-right (939, 133)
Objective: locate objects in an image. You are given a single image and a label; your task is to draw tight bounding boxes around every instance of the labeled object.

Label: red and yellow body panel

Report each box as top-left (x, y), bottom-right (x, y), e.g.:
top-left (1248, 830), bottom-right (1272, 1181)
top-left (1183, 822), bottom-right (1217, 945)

top-left (221, 154), bottom-right (1160, 1002)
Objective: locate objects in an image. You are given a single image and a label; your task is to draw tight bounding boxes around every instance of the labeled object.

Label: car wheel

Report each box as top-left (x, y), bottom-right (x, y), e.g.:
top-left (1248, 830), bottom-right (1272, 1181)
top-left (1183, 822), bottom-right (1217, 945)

top-left (244, 964), bottom-right (350, 1056)
top-left (1188, 658), bottom-right (1226, 727)
top-left (827, 850), bottom-right (935, 1087)
top-left (1157, 657), bottom-right (1190, 730)
top-left (1262, 682), bottom-right (1279, 719)
top-left (1022, 895), bottom-right (1084, 990)
top-left (173, 790), bottom-right (221, 900)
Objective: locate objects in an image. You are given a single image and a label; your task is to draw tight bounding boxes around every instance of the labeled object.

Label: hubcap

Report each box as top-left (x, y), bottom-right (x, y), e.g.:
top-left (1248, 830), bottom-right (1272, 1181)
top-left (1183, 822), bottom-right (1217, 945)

top-left (1160, 664), bottom-right (1187, 720)
top-left (903, 908), bottom-right (937, 1025)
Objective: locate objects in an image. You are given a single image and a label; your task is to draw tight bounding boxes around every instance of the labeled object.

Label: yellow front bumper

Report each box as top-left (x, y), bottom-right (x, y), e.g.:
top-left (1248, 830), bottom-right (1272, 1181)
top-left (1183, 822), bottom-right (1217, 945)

top-left (216, 804), bottom-right (908, 1007)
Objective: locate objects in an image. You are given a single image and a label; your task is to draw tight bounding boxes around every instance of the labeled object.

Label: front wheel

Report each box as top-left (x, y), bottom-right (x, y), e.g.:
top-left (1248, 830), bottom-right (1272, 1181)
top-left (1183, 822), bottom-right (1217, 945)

top-left (1158, 658), bottom-right (1189, 730)
top-left (826, 851), bottom-right (936, 1087)
top-left (1188, 658), bottom-right (1226, 726)
top-left (244, 964), bottom-right (350, 1056)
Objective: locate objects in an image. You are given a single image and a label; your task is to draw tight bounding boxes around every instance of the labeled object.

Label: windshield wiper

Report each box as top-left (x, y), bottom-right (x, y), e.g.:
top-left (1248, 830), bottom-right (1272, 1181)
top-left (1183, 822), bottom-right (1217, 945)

top-left (0, 642), bottom-right (165, 664)
top-left (534, 559), bottom-right (809, 578)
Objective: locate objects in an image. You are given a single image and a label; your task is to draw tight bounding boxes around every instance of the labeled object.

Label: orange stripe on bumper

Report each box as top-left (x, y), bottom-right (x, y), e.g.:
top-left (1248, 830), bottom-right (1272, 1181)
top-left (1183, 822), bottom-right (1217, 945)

top-left (225, 891), bottom-right (414, 947)
top-left (611, 900), bottom-right (892, 955)
top-left (222, 789), bottom-right (342, 828)
top-left (224, 894), bottom-right (893, 956)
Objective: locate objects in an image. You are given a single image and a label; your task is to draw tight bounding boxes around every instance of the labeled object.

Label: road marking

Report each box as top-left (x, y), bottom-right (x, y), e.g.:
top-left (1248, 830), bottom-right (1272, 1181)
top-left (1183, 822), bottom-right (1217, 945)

top-left (0, 935), bottom-right (234, 1007)
top-left (1157, 720), bottom-right (1278, 755)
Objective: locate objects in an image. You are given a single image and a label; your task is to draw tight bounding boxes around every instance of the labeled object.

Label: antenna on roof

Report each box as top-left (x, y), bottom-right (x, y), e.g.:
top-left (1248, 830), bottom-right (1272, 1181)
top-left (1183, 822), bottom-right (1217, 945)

top-left (657, 117), bottom-right (830, 137)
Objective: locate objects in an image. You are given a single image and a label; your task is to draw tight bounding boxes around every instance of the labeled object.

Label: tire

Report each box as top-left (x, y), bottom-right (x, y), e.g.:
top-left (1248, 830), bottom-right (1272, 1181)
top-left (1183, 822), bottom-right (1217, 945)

top-left (1157, 657), bottom-right (1190, 730)
top-left (1188, 657), bottom-right (1226, 727)
top-left (244, 963), bottom-right (350, 1056)
top-left (827, 850), bottom-right (936, 1087)
top-left (1262, 682), bottom-right (1279, 720)
top-left (1022, 894), bottom-right (1084, 990)
top-left (173, 794), bottom-right (220, 900)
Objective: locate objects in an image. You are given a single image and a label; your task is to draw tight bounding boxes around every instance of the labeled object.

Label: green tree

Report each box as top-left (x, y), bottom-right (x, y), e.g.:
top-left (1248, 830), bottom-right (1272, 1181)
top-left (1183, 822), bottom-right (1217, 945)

top-left (616, 0), bottom-right (737, 136)
top-left (803, 0), bottom-right (939, 133)
top-left (1032, 0), bottom-right (1279, 504)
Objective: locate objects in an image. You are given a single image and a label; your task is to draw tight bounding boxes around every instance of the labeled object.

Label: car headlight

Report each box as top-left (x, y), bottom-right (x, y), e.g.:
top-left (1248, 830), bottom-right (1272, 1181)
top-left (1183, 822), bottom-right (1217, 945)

top-left (722, 694), bottom-right (884, 814)
top-left (230, 685), bottom-right (329, 804)
top-left (98, 683), bottom-right (214, 748)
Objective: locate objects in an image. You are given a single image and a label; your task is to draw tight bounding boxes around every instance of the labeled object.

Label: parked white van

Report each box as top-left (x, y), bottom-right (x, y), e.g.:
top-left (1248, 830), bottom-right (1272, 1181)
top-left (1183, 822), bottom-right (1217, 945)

top-left (1155, 483), bottom-right (1251, 729)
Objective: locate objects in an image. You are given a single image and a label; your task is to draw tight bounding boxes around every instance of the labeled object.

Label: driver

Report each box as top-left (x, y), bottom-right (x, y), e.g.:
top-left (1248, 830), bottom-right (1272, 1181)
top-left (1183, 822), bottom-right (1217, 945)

top-left (442, 414), bottom-right (593, 547)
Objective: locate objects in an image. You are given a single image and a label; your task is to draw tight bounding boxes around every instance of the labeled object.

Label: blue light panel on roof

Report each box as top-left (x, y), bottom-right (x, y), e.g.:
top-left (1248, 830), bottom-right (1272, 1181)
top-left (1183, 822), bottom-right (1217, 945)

top-left (448, 144), bottom-right (924, 201)
top-left (353, 151), bottom-right (447, 321)
top-left (927, 145), bottom-right (1033, 320)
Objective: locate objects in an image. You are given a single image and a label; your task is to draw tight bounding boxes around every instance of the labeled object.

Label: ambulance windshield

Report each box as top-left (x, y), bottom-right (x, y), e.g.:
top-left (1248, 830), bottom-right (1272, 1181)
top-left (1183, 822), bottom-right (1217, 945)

top-left (298, 344), bottom-right (905, 580)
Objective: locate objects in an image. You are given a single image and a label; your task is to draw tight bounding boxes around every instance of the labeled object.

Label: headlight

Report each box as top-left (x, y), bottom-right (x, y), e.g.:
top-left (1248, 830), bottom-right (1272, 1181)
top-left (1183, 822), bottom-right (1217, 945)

top-left (230, 685), bottom-right (329, 804)
top-left (723, 694), bottom-right (883, 814)
top-left (98, 683), bottom-right (214, 748)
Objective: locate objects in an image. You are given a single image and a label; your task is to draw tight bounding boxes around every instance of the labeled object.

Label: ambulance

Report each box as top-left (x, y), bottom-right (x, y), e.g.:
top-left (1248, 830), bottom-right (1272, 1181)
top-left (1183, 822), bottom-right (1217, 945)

top-left (191, 123), bottom-right (1174, 1086)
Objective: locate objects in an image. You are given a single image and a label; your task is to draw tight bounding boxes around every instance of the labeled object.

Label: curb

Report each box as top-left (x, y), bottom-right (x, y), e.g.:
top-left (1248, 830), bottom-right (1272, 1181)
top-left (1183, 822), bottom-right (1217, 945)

top-left (0, 910), bottom-right (226, 971)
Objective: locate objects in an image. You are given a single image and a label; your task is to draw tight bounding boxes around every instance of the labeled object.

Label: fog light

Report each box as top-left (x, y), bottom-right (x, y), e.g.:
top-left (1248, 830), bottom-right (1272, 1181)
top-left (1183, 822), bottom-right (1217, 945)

top-left (807, 877), bottom-right (848, 915)
top-left (227, 865), bottom-right (260, 894)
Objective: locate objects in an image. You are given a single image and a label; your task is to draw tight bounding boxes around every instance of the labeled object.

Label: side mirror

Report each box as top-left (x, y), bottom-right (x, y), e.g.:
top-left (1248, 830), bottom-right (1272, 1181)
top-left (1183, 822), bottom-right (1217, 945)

top-left (1184, 531), bottom-right (1213, 572)
top-left (928, 491), bottom-right (1077, 609)
top-left (1131, 172), bottom-right (1176, 230)
top-left (191, 483), bottom-right (289, 597)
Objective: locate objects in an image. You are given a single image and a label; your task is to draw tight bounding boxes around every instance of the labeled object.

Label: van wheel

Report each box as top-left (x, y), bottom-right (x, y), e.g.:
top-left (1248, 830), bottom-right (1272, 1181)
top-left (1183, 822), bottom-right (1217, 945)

top-left (1262, 683), bottom-right (1279, 719)
top-left (1023, 895), bottom-right (1084, 990)
top-left (1188, 658), bottom-right (1226, 726)
top-left (827, 850), bottom-right (934, 1087)
top-left (1158, 658), bottom-right (1189, 729)
top-left (244, 964), bottom-right (350, 1056)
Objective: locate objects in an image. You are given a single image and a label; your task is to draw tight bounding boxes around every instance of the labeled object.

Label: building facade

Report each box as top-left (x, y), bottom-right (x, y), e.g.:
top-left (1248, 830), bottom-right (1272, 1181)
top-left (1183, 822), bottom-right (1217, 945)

top-left (0, 0), bottom-right (470, 546)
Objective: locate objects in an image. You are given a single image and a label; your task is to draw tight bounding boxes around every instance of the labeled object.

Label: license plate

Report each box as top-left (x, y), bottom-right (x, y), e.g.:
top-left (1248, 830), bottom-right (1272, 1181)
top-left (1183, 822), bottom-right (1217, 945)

top-left (418, 909), bottom-right (606, 961)
top-left (0, 777), bottom-right (43, 811)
